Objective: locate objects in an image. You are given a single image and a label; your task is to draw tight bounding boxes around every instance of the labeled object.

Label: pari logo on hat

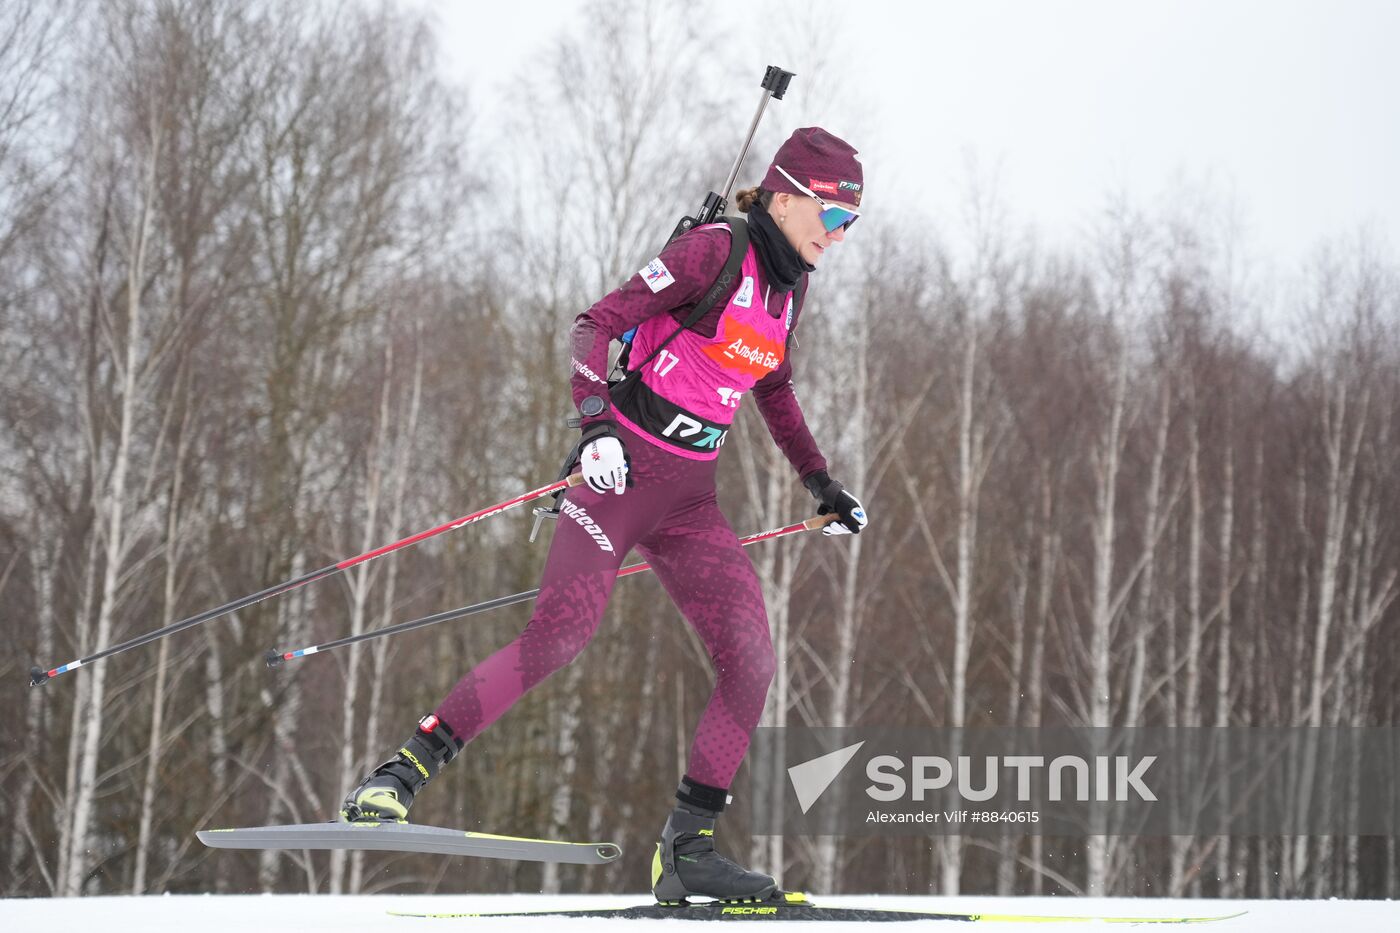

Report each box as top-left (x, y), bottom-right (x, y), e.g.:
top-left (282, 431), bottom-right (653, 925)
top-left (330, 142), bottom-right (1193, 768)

top-left (763, 126), bottom-right (863, 207)
top-left (808, 177), bottom-right (863, 200)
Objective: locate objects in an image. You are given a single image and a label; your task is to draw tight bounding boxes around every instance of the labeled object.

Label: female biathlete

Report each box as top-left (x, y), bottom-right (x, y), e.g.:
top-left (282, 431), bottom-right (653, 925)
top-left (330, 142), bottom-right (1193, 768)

top-left (340, 127), bottom-right (870, 903)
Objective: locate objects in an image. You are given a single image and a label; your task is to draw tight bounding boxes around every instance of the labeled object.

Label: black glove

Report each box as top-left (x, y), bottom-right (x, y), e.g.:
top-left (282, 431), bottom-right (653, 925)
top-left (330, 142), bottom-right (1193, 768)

top-left (803, 470), bottom-right (868, 536)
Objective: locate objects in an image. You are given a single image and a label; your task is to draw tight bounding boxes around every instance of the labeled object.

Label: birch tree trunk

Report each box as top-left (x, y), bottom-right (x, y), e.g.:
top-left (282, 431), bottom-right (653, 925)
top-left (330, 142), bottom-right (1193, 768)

top-left (1213, 426), bottom-right (1234, 895)
top-left (1169, 411), bottom-right (1204, 895)
top-left (1280, 464), bottom-right (1310, 893)
top-left (62, 119), bottom-right (163, 897)
top-left (203, 620), bottom-right (230, 894)
top-left (1085, 349), bottom-right (1129, 897)
top-left (329, 351), bottom-right (392, 895)
top-left (1231, 441), bottom-right (1265, 894)
top-left (1125, 383), bottom-right (1173, 729)
top-left (260, 548), bottom-right (312, 892)
top-left (56, 529), bottom-right (99, 896)
top-left (132, 367), bottom-right (196, 893)
top-left (737, 411), bottom-right (807, 888)
top-left (1026, 470), bottom-right (1057, 895)
top-left (812, 297), bottom-right (871, 895)
top-left (938, 311), bottom-right (992, 896)
top-left (11, 523), bottom-right (57, 891)
top-left (540, 672), bottom-right (586, 894)
top-left (1290, 381), bottom-right (1368, 889)
top-left (350, 332), bottom-right (424, 894)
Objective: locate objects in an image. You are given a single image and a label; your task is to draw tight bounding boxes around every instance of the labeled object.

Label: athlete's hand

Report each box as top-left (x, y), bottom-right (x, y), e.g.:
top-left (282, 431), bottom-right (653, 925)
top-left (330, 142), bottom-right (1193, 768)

top-left (582, 436), bottom-right (629, 495)
top-left (803, 470), bottom-right (868, 536)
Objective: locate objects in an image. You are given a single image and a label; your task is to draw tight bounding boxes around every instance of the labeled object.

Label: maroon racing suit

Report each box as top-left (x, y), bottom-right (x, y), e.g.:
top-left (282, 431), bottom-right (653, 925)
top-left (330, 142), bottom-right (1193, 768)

top-left (433, 223), bottom-right (827, 790)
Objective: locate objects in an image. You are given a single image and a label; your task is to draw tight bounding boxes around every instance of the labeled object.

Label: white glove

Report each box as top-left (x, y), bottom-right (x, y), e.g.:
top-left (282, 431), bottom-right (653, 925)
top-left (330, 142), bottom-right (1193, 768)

top-left (582, 436), bottom-right (628, 495)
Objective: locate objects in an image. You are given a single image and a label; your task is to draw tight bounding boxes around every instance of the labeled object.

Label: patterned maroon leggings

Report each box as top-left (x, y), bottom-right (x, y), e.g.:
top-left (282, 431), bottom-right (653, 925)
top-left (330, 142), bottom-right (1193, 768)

top-left (433, 421), bottom-right (776, 789)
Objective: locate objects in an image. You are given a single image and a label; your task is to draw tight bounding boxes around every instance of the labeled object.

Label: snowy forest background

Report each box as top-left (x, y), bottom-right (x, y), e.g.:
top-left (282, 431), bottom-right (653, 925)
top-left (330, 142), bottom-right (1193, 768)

top-left (2, 0), bottom-right (1398, 902)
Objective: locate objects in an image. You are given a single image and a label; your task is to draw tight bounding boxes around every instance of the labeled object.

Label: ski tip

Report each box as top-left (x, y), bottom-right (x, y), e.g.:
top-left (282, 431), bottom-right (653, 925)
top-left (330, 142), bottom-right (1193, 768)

top-left (972, 908), bottom-right (1252, 924)
top-left (1088, 909), bottom-right (1251, 924)
top-left (1185, 910), bottom-right (1250, 923)
top-left (464, 831), bottom-right (622, 862)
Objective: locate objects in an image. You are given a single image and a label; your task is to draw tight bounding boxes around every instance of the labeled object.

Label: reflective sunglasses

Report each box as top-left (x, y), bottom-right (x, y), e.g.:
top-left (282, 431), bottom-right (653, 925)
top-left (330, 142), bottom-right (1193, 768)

top-left (774, 164), bottom-right (861, 233)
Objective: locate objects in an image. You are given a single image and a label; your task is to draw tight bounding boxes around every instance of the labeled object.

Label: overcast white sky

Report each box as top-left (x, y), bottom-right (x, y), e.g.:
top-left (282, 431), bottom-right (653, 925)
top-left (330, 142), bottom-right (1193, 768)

top-left (409, 0), bottom-right (1396, 282)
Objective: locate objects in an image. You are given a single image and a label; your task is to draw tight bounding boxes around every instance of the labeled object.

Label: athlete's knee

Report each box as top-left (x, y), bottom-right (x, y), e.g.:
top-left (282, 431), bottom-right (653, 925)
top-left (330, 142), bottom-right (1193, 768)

top-left (516, 615), bottom-right (600, 685)
top-left (751, 632), bottom-right (777, 689)
top-left (728, 633), bottom-right (776, 735)
top-left (713, 621), bottom-right (776, 690)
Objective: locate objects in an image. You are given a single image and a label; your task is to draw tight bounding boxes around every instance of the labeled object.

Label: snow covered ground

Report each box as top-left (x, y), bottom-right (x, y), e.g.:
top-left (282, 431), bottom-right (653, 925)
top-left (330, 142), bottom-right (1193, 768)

top-left (2, 893), bottom-right (1397, 931)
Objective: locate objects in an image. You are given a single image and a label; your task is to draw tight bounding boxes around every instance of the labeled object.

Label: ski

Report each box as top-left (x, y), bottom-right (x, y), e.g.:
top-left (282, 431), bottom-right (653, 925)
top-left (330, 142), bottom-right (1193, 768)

top-left (197, 820), bottom-right (621, 865)
top-left (388, 890), bottom-right (1248, 923)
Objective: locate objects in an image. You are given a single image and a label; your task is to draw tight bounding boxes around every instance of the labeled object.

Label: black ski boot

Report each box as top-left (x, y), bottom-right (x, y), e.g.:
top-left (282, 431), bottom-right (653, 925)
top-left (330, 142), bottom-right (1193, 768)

top-left (651, 776), bottom-right (777, 904)
top-left (340, 714), bottom-right (463, 822)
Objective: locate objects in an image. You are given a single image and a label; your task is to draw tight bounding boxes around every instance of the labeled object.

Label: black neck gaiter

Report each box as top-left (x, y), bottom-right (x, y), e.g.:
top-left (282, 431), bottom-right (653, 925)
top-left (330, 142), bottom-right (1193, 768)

top-left (748, 203), bottom-right (814, 294)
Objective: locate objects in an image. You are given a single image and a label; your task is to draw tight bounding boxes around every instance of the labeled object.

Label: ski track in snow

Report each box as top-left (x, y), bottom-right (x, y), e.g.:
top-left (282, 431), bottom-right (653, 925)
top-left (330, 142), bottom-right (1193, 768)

top-left (2, 894), bottom-right (1397, 931)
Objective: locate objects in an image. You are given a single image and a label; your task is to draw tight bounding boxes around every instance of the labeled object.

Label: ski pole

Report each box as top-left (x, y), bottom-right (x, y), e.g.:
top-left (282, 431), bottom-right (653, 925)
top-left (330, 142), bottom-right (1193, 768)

top-left (29, 474), bottom-right (587, 687)
top-left (265, 513), bottom-right (838, 667)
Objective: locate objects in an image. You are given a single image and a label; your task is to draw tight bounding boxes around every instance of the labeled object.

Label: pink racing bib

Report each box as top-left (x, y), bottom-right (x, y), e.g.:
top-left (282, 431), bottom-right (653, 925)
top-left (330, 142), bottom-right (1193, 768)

top-left (615, 232), bottom-right (792, 458)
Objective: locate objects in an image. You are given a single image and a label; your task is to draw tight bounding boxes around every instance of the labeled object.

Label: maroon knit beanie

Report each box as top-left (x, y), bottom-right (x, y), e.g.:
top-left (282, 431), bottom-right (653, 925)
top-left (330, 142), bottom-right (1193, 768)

top-left (761, 126), bottom-right (863, 207)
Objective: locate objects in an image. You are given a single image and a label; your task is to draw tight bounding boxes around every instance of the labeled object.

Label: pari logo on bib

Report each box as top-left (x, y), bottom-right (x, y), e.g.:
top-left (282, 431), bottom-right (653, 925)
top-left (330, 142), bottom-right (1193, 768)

top-left (640, 257), bottom-right (675, 293)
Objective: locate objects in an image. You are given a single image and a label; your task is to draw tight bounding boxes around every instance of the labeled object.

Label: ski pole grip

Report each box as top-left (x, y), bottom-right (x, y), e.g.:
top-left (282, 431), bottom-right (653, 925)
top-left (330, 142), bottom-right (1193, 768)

top-left (265, 650), bottom-right (286, 668)
top-left (29, 666), bottom-right (48, 687)
top-left (805, 513), bottom-right (842, 531)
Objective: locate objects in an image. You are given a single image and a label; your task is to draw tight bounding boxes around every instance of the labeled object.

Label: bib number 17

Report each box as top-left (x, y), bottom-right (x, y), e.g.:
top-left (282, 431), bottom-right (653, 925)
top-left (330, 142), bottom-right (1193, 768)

top-left (653, 350), bottom-right (680, 377)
